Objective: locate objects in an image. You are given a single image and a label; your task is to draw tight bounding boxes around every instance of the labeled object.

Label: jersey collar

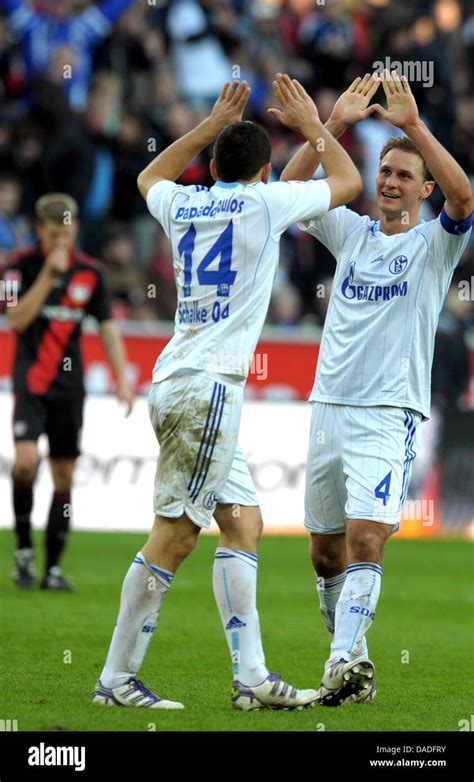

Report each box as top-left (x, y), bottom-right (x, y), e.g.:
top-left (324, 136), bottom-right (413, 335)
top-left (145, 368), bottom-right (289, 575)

top-left (214, 181), bottom-right (241, 189)
top-left (371, 218), bottom-right (426, 235)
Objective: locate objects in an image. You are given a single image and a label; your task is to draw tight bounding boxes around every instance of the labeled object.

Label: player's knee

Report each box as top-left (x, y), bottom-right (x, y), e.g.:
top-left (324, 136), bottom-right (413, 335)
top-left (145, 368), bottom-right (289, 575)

top-left (348, 531), bottom-right (384, 564)
top-left (51, 463), bottom-right (75, 491)
top-left (172, 529), bottom-right (199, 562)
top-left (311, 548), bottom-right (344, 577)
top-left (14, 459), bottom-right (38, 482)
top-left (310, 536), bottom-right (345, 577)
top-left (53, 474), bottom-right (73, 491)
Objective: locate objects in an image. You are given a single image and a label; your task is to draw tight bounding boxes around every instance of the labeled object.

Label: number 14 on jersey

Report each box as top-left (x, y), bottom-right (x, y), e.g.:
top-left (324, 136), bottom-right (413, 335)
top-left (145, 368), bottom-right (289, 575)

top-left (178, 221), bottom-right (237, 298)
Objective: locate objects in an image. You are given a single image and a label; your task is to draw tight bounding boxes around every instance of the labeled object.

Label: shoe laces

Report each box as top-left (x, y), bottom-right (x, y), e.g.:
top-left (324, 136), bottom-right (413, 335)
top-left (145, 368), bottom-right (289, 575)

top-left (267, 673), bottom-right (294, 697)
top-left (129, 678), bottom-right (157, 700)
top-left (267, 673), bottom-right (281, 684)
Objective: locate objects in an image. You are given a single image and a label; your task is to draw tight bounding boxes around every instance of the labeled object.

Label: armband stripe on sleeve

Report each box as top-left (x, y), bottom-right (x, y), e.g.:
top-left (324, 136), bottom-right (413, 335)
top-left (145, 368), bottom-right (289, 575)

top-left (440, 208), bottom-right (473, 235)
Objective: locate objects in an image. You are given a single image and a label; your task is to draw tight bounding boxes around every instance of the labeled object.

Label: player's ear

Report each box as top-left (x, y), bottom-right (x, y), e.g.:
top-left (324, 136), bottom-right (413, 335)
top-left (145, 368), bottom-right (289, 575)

top-left (420, 180), bottom-right (435, 200)
top-left (210, 159), bottom-right (219, 181)
top-left (261, 162), bottom-right (272, 184)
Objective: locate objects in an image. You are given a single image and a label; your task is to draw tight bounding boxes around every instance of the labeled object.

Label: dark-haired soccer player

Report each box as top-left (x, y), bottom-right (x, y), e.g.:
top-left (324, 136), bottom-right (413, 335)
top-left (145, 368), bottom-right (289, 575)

top-left (5, 193), bottom-right (133, 591)
top-left (92, 78), bottom-right (363, 710)
top-left (281, 71), bottom-right (473, 705)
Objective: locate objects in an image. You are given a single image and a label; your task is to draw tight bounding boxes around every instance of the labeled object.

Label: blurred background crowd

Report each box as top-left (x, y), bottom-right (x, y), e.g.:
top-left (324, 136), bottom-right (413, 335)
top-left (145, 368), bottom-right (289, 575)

top-left (0, 0), bottom-right (473, 331)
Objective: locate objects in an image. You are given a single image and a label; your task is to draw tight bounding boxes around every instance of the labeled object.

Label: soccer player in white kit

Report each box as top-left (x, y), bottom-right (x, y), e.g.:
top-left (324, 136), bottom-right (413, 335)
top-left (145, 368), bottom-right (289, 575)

top-left (281, 71), bottom-right (473, 705)
top-left (92, 78), bottom-right (363, 710)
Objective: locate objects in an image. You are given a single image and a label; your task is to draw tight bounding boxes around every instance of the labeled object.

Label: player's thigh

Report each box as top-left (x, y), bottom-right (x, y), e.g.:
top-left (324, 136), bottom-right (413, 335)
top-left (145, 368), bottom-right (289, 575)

top-left (46, 393), bottom-right (84, 459)
top-left (12, 391), bottom-right (45, 448)
top-left (343, 406), bottom-right (422, 529)
top-left (304, 402), bottom-right (347, 535)
top-left (148, 373), bottom-right (243, 530)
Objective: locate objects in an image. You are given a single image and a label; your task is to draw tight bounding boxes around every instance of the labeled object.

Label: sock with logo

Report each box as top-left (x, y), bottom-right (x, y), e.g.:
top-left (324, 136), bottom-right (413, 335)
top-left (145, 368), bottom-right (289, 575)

top-left (13, 474), bottom-right (34, 549)
top-left (329, 562), bottom-right (382, 663)
top-left (45, 490), bottom-right (71, 572)
top-left (316, 572), bottom-right (368, 659)
top-left (100, 552), bottom-right (173, 689)
top-left (213, 547), bottom-right (268, 687)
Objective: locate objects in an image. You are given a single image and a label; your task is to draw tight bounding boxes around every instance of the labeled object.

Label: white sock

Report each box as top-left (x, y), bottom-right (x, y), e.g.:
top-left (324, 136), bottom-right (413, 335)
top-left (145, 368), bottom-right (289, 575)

top-left (317, 572), bottom-right (368, 658)
top-left (329, 562), bottom-right (382, 663)
top-left (100, 552), bottom-right (173, 688)
top-left (213, 547), bottom-right (268, 687)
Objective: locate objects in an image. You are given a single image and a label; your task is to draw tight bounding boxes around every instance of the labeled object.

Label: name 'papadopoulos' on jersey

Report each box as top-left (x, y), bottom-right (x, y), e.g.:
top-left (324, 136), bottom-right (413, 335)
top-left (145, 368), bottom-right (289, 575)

top-left (299, 206), bottom-right (472, 420)
top-left (146, 179), bottom-right (331, 382)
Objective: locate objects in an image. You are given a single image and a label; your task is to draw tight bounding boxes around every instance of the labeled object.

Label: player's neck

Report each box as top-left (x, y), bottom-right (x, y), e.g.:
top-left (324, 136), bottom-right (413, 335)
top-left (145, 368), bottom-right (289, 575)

top-left (378, 210), bottom-right (422, 236)
top-left (238, 176), bottom-right (261, 185)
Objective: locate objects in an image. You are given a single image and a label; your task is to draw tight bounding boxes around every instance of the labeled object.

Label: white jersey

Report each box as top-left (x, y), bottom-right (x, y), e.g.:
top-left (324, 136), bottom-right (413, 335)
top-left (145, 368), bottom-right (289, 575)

top-left (147, 178), bottom-right (331, 382)
top-left (300, 207), bottom-right (472, 419)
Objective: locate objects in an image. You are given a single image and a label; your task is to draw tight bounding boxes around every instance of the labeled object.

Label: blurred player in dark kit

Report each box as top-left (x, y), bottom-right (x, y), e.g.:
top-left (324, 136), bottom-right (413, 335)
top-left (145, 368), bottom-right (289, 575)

top-left (5, 192), bottom-right (134, 591)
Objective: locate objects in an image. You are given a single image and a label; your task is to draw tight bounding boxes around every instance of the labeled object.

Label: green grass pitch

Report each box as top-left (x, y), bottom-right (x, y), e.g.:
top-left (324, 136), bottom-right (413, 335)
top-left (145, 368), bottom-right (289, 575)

top-left (1, 530), bottom-right (472, 732)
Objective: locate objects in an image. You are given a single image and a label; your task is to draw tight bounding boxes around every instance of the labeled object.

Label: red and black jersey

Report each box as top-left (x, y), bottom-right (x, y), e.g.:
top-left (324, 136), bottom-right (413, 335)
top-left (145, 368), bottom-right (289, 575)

top-left (5, 246), bottom-right (111, 397)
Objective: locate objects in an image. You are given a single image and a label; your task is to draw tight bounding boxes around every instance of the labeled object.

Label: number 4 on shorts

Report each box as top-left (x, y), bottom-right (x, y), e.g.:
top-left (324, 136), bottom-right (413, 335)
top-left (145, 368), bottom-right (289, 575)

top-left (375, 471), bottom-right (392, 506)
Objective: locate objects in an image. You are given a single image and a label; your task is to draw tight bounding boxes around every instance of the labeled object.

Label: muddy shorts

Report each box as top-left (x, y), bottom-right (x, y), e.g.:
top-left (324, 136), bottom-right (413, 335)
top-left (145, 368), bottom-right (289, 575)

top-left (148, 371), bottom-right (258, 528)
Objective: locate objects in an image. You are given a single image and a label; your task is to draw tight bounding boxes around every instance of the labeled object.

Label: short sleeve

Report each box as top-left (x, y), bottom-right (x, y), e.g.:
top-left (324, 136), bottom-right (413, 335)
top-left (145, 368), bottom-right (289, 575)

top-left (146, 180), bottom-right (183, 237)
top-left (417, 209), bottom-right (472, 271)
top-left (259, 180), bottom-right (331, 239)
top-left (3, 253), bottom-right (34, 298)
top-left (86, 268), bottom-right (112, 323)
top-left (299, 206), bottom-right (365, 259)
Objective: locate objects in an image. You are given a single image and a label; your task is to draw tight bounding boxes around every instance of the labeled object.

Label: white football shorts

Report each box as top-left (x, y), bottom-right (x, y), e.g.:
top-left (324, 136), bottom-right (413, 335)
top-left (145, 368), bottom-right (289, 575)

top-left (148, 371), bottom-right (258, 528)
top-left (304, 402), bottom-right (422, 534)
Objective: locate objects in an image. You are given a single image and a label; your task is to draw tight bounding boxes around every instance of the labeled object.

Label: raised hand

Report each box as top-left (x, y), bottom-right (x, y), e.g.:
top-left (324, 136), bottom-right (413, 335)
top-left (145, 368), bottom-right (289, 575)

top-left (329, 72), bottom-right (380, 128)
top-left (268, 73), bottom-right (320, 134)
top-left (370, 70), bottom-right (420, 129)
top-left (45, 248), bottom-right (70, 276)
top-left (208, 81), bottom-right (251, 131)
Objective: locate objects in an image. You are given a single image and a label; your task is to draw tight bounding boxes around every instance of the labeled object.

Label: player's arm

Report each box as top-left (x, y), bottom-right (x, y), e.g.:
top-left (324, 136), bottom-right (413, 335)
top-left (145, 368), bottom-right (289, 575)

top-left (279, 73), bottom-right (380, 183)
top-left (269, 74), bottom-right (363, 207)
top-left (75, 0), bottom-right (136, 46)
top-left (99, 320), bottom-right (134, 417)
top-left (6, 249), bottom-right (68, 333)
top-left (137, 81), bottom-right (250, 199)
top-left (371, 70), bottom-right (472, 221)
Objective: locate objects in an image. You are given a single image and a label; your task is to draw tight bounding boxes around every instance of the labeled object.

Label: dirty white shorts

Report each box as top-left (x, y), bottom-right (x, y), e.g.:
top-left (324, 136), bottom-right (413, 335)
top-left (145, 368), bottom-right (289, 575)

top-left (148, 371), bottom-right (258, 528)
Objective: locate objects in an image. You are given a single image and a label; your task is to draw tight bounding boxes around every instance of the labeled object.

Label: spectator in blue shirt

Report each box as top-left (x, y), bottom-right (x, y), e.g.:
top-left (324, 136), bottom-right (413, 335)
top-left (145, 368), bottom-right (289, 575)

top-left (0, 0), bottom-right (136, 108)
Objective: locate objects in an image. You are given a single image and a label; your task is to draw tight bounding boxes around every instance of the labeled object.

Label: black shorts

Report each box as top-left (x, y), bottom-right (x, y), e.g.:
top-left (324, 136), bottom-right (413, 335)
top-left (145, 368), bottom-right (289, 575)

top-left (12, 391), bottom-right (85, 458)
